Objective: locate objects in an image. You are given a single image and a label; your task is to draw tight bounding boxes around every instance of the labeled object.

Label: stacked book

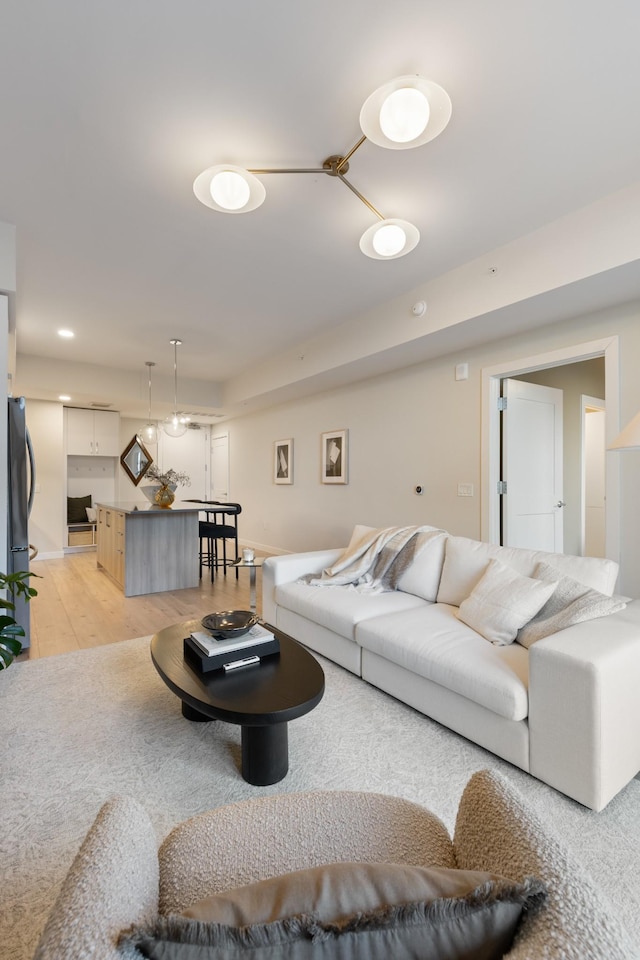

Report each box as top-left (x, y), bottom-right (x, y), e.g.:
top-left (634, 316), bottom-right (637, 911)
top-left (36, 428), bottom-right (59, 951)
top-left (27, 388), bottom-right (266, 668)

top-left (183, 622), bottom-right (280, 674)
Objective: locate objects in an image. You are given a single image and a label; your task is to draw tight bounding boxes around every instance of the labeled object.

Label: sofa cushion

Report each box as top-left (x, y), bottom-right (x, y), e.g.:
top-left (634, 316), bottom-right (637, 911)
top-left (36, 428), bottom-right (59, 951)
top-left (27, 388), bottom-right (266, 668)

top-left (457, 559), bottom-right (558, 646)
top-left (437, 536), bottom-right (618, 607)
top-left (516, 561), bottom-right (628, 648)
top-left (124, 861), bottom-right (545, 960)
top-left (275, 581), bottom-right (426, 642)
top-left (356, 603), bottom-right (530, 721)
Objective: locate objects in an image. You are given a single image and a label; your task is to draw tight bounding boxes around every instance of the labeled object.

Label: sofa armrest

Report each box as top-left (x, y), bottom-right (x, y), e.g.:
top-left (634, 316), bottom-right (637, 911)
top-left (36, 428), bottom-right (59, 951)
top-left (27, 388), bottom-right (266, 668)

top-left (454, 769), bottom-right (634, 960)
top-left (528, 600), bottom-right (640, 811)
top-left (33, 796), bottom-right (159, 960)
top-left (262, 548), bottom-right (343, 625)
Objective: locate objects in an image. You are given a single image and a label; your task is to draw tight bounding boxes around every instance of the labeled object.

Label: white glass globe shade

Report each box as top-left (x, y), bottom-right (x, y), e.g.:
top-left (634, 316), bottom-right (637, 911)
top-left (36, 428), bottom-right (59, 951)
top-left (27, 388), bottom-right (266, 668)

top-left (359, 219), bottom-right (420, 260)
top-left (141, 422), bottom-right (158, 444)
top-left (379, 88), bottom-right (430, 143)
top-left (209, 170), bottom-right (251, 211)
top-left (359, 75), bottom-right (451, 150)
top-left (194, 165), bottom-right (266, 214)
top-left (163, 416), bottom-right (188, 439)
top-left (372, 223), bottom-right (407, 257)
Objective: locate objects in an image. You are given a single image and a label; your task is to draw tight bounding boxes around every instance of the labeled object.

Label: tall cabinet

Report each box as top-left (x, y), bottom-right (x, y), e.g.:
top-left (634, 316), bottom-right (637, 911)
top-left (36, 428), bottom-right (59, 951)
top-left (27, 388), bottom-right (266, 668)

top-left (65, 408), bottom-right (120, 551)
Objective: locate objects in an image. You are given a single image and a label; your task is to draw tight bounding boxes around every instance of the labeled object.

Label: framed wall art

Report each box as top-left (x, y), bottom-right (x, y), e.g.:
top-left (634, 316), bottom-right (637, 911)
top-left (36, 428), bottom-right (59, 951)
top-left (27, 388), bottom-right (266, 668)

top-left (274, 438), bottom-right (293, 484)
top-left (321, 429), bottom-right (348, 484)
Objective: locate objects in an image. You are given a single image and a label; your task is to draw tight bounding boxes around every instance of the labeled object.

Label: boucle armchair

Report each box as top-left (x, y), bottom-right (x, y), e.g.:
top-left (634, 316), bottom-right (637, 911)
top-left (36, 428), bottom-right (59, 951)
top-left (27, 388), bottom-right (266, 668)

top-left (33, 770), bottom-right (634, 960)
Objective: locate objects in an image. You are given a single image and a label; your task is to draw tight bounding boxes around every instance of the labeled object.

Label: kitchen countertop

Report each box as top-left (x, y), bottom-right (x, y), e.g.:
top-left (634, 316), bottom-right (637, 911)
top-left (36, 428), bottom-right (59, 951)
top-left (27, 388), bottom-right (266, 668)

top-left (95, 502), bottom-right (202, 516)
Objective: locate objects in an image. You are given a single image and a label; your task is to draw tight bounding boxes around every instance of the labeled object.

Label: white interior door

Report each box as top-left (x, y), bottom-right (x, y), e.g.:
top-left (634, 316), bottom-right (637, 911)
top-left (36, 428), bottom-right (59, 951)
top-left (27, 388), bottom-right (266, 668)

top-left (211, 433), bottom-right (229, 501)
top-left (160, 428), bottom-right (210, 501)
top-left (502, 378), bottom-right (564, 551)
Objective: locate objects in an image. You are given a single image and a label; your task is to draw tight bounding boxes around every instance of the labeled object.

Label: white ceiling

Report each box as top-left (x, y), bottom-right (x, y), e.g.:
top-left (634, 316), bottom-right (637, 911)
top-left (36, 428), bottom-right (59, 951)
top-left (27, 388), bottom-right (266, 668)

top-left (3, 1), bottom-right (640, 419)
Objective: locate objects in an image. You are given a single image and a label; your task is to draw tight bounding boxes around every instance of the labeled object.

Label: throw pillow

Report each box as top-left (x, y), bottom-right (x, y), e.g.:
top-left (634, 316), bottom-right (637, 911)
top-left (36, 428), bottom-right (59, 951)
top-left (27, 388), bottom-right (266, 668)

top-left (346, 524), bottom-right (378, 552)
top-left (457, 559), bottom-right (558, 645)
top-left (86, 507), bottom-right (97, 523)
top-left (396, 530), bottom-right (447, 602)
top-left (67, 495), bottom-right (92, 524)
top-left (516, 561), bottom-right (628, 648)
top-left (121, 861), bottom-right (546, 960)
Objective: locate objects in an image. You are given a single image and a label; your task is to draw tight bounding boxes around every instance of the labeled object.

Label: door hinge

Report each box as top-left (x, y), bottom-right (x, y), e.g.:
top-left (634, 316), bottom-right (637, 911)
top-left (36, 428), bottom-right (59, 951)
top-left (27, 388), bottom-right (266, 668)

top-left (497, 396), bottom-right (508, 411)
top-left (497, 480), bottom-right (508, 495)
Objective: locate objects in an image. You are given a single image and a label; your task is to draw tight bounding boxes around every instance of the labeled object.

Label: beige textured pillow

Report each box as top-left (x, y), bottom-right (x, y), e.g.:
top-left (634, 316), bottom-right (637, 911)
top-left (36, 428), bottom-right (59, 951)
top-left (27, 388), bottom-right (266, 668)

top-left (517, 561), bottom-right (628, 648)
top-left (458, 559), bottom-right (558, 646)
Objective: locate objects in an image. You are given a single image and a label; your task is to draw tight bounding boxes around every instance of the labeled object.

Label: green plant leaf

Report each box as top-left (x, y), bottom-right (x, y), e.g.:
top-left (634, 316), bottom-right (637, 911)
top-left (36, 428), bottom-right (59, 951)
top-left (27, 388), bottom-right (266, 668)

top-left (0, 618), bottom-right (25, 636)
top-left (0, 636), bottom-right (22, 668)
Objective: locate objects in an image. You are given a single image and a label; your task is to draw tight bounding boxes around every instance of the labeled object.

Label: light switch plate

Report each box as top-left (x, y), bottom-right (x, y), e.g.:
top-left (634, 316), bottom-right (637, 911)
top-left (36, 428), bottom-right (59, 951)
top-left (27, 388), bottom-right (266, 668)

top-left (457, 483), bottom-right (474, 497)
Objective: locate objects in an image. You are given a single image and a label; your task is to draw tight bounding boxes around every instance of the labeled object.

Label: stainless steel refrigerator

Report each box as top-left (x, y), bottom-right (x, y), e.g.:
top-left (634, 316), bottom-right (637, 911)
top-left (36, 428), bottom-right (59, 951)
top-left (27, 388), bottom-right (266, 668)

top-left (7, 397), bottom-right (36, 648)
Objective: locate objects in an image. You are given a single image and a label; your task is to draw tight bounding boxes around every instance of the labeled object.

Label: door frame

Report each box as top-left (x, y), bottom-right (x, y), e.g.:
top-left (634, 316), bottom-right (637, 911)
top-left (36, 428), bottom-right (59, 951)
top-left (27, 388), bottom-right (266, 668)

top-left (581, 394), bottom-right (606, 556)
top-left (210, 431), bottom-right (230, 501)
top-left (480, 336), bottom-right (620, 560)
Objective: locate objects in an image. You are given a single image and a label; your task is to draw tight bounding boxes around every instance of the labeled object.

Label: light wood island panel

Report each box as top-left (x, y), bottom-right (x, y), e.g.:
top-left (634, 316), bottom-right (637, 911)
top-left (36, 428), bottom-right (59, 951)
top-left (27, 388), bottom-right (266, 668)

top-left (96, 502), bottom-right (200, 596)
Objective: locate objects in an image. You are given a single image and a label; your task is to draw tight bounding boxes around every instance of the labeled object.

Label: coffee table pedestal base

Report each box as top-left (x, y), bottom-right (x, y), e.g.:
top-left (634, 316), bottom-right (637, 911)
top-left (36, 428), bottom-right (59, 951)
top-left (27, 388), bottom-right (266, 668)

top-left (182, 700), bottom-right (288, 785)
top-left (242, 723), bottom-right (288, 786)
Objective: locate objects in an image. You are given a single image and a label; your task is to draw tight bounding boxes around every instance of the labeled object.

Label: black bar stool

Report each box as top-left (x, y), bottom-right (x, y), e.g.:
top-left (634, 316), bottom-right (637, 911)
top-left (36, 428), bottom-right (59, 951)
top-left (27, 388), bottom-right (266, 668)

top-left (197, 503), bottom-right (242, 581)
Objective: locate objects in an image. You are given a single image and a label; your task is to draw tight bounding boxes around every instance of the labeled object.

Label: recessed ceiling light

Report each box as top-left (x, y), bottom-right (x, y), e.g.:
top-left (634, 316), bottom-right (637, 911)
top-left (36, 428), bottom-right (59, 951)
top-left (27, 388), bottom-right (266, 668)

top-left (57, 329), bottom-right (74, 339)
top-left (58, 395), bottom-right (71, 401)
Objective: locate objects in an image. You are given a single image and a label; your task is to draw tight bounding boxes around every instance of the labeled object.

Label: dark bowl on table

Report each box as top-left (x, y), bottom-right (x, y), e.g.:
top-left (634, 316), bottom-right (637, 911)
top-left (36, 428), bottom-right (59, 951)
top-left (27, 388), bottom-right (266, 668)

top-left (202, 610), bottom-right (259, 638)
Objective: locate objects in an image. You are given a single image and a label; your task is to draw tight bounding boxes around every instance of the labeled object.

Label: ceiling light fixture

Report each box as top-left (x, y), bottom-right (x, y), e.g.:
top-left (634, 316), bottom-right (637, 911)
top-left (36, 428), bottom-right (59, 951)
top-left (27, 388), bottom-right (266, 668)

top-left (58, 329), bottom-right (74, 339)
top-left (141, 362), bottom-right (159, 445)
top-left (163, 339), bottom-right (188, 439)
top-left (193, 74), bottom-right (451, 260)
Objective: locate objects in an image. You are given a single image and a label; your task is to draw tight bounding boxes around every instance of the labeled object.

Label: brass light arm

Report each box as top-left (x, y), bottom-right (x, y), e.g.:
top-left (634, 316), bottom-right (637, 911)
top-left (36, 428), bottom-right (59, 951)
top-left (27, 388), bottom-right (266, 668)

top-left (336, 134), bottom-right (367, 171)
top-left (249, 138), bottom-right (385, 222)
top-left (335, 170), bottom-right (385, 221)
top-left (248, 167), bottom-right (330, 175)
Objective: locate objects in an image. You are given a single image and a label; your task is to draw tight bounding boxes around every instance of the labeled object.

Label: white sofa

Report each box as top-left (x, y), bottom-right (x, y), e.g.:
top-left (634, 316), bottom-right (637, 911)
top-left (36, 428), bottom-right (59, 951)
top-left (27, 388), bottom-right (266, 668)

top-left (263, 525), bottom-right (640, 811)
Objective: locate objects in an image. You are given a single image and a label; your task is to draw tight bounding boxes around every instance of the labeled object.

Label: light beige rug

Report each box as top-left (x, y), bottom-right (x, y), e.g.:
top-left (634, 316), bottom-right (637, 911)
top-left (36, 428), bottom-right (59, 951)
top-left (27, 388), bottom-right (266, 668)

top-left (1, 635), bottom-right (638, 959)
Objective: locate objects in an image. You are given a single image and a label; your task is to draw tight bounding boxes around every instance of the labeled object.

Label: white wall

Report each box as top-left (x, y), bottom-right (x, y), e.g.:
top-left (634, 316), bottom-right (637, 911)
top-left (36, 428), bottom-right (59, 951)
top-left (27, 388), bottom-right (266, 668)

top-left (226, 300), bottom-right (640, 597)
top-left (117, 418), bottom-right (210, 504)
top-left (25, 400), bottom-right (66, 559)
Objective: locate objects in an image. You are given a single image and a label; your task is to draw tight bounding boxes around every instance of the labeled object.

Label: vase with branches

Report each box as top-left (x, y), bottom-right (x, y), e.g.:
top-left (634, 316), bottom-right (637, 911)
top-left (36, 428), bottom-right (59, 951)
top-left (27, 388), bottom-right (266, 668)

top-left (144, 465), bottom-right (191, 509)
top-left (145, 466), bottom-right (191, 487)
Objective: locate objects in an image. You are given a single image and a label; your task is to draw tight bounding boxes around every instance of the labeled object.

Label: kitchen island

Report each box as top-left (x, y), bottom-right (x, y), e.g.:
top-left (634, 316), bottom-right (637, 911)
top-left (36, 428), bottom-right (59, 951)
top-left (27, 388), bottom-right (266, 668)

top-left (96, 502), bottom-right (200, 596)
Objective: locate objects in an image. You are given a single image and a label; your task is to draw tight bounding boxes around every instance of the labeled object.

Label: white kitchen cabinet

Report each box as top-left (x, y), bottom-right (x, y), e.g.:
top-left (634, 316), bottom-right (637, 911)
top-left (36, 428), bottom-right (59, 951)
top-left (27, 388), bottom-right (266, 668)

top-left (66, 408), bottom-right (120, 457)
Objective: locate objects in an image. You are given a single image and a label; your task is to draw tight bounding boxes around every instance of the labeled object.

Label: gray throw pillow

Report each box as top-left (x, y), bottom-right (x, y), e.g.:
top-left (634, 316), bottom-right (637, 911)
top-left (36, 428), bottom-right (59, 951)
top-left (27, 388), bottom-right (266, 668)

top-left (517, 561), bottom-right (627, 648)
top-left (121, 861), bottom-right (546, 960)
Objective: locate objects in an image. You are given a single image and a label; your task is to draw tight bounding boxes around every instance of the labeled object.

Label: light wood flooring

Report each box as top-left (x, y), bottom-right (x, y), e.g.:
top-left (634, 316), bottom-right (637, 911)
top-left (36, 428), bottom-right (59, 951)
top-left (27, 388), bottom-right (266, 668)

top-left (23, 549), bottom-right (264, 660)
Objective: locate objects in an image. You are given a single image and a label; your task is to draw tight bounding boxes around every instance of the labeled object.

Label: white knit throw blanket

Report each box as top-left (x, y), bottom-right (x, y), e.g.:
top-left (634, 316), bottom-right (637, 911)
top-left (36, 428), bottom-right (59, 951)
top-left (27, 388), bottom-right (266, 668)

top-left (305, 525), bottom-right (443, 593)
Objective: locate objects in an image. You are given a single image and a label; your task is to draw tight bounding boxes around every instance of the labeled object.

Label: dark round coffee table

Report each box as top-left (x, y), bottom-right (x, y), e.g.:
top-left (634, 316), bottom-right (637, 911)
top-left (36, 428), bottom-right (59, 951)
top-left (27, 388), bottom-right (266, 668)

top-left (150, 620), bottom-right (325, 786)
